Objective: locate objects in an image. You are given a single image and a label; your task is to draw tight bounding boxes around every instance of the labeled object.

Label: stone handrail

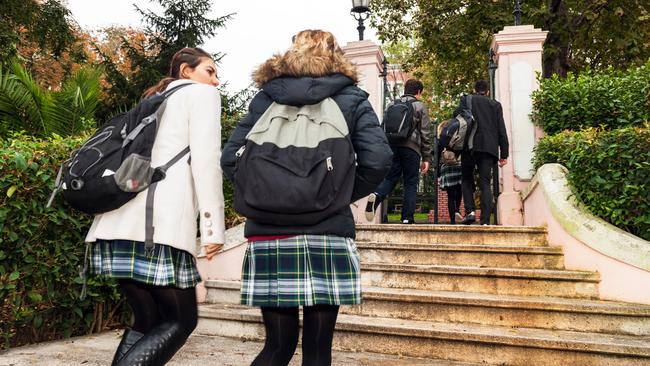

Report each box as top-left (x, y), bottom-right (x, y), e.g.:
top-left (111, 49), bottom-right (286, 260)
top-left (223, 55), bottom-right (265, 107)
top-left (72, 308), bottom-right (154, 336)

top-left (522, 163), bottom-right (649, 271)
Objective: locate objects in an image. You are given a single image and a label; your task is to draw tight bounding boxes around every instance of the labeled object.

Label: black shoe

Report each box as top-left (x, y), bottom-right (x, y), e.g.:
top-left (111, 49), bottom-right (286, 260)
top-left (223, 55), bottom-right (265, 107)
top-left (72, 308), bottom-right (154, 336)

top-left (461, 212), bottom-right (476, 225)
top-left (365, 193), bottom-right (381, 221)
top-left (112, 329), bottom-right (144, 366)
top-left (116, 322), bottom-right (187, 366)
top-left (401, 218), bottom-right (415, 224)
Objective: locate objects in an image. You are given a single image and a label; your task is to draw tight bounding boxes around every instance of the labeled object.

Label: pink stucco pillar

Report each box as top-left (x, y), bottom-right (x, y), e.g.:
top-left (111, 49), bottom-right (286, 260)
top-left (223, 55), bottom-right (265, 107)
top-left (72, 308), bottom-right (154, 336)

top-left (342, 40), bottom-right (386, 224)
top-left (492, 25), bottom-right (548, 226)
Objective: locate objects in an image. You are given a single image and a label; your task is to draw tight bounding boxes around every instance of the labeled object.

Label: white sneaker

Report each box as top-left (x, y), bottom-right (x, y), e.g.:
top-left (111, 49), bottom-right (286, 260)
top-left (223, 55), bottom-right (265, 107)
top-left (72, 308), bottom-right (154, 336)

top-left (455, 212), bottom-right (463, 222)
top-left (365, 193), bottom-right (378, 221)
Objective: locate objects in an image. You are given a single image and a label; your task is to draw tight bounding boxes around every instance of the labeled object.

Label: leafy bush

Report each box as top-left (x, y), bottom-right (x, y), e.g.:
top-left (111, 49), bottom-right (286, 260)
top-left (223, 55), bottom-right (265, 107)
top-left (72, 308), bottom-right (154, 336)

top-left (533, 126), bottom-right (650, 241)
top-left (0, 135), bottom-right (128, 349)
top-left (532, 60), bottom-right (650, 134)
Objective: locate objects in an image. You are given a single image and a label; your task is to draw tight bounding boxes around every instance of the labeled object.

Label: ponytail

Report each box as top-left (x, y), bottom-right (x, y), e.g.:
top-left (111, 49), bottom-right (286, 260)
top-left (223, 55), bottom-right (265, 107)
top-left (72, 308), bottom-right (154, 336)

top-left (142, 77), bottom-right (176, 99)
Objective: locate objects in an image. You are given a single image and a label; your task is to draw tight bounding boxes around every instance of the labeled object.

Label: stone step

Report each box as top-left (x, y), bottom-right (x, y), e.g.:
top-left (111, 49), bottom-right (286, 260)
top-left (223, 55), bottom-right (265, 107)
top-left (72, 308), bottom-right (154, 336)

top-left (357, 241), bottom-right (564, 269)
top-left (205, 280), bottom-right (650, 336)
top-left (355, 224), bottom-right (548, 246)
top-left (197, 304), bottom-right (650, 366)
top-left (361, 263), bottom-right (599, 298)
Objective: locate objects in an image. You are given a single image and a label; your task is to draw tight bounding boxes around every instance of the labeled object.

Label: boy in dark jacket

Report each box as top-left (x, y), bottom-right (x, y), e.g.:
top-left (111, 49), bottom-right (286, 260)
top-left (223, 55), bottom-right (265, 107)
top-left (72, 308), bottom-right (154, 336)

top-left (453, 80), bottom-right (509, 225)
top-left (365, 79), bottom-right (432, 224)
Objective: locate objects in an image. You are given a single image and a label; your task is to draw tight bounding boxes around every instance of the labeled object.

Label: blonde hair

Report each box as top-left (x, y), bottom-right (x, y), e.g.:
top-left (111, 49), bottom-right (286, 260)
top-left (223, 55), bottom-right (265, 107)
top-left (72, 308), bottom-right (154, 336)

top-left (438, 119), bottom-right (451, 138)
top-left (252, 29), bottom-right (359, 87)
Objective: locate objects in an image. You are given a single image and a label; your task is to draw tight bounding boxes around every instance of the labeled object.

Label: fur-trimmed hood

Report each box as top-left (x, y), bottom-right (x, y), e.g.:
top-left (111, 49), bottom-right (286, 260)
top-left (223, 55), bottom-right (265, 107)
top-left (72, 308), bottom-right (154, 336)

top-left (252, 50), bottom-right (359, 88)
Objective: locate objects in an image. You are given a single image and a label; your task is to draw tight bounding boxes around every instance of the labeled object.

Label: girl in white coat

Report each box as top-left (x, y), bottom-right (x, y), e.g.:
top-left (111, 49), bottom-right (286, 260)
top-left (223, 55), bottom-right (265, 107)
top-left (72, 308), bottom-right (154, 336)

top-left (85, 47), bottom-right (225, 366)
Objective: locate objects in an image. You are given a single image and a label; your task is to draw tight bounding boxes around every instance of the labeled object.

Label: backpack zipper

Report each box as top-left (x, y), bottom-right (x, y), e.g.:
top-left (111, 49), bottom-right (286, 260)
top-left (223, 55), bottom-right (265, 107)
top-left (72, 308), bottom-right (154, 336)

top-left (326, 156), bottom-right (333, 171)
top-left (235, 146), bottom-right (246, 158)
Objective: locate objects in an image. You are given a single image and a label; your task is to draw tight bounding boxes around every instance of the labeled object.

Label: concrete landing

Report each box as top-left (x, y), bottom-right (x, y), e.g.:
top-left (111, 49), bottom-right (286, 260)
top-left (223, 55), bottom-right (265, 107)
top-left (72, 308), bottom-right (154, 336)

top-left (0, 330), bottom-right (473, 366)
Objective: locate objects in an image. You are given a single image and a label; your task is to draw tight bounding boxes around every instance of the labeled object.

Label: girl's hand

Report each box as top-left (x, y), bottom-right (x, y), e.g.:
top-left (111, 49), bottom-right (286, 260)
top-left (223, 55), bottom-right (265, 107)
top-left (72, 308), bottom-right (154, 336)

top-left (205, 243), bottom-right (224, 260)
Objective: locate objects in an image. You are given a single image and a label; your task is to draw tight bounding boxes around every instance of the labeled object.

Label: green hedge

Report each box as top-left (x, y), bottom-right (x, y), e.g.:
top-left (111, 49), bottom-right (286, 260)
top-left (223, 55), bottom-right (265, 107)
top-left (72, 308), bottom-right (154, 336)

top-left (532, 60), bottom-right (650, 134)
top-left (533, 126), bottom-right (650, 241)
top-left (0, 135), bottom-right (128, 349)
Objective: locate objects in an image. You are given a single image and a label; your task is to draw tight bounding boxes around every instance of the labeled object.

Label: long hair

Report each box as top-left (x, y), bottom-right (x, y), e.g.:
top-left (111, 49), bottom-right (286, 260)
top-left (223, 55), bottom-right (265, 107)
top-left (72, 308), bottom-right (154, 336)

top-left (252, 29), bottom-right (359, 87)
top-left (142, 47), bottom-right (213, 98)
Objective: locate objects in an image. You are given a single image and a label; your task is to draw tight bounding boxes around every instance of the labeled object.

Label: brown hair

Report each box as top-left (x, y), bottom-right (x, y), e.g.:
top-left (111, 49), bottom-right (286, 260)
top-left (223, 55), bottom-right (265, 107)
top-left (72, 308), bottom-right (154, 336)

top-left (142, 47), bottom-right (213, 98)
top-left (252, 29), bottom-right (359, 87)
top-left (404, 79), bottom-right (424, 95)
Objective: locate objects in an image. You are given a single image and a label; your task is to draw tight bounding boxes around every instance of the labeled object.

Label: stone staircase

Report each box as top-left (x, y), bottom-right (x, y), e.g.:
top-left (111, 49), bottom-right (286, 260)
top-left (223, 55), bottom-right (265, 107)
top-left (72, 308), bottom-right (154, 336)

top-left (196, 224), bottom-right (650, 365)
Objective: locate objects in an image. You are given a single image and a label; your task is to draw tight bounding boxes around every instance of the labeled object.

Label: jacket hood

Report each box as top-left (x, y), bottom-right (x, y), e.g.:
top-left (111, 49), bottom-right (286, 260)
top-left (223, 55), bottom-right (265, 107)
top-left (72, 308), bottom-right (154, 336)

top-left (261, 74), bottom-right (356, 106)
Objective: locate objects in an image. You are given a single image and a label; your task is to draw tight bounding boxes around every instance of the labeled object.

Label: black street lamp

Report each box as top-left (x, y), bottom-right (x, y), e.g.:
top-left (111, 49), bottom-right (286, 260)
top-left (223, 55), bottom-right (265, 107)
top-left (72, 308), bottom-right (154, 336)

top-left (379, 56), bottom-right (391, 110)
top-left (487, 48), bottom-right (498, 99)
top-left (350, 0), bottom-right (370, 41)
top-left (487, 48), bottom-right (500, 225)
top-left (513, 0), bottom-right (523, 26)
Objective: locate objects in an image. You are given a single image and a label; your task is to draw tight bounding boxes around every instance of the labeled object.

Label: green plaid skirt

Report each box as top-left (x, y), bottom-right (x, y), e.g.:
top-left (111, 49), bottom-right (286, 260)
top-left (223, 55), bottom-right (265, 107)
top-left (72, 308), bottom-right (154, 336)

top-left (241, 235), bottom-right (361, 307)
top-left (89, 239), bottom-right (201, 289)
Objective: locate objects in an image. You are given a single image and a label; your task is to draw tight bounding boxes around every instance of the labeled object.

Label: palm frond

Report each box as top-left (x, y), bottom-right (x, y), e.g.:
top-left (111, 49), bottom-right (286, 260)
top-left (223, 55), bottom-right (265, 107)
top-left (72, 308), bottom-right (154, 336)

top-left (44, 66), bottom-right (102, 136)
top-left (0, 63), bottom-right (47, 138)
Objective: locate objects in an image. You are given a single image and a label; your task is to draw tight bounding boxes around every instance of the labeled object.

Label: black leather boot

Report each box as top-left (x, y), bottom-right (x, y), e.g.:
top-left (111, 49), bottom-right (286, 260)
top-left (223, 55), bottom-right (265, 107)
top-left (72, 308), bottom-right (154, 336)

top-left (116, 322), bottom-right (188, 366)
top-left (112, 328), bottom-right (144, 365)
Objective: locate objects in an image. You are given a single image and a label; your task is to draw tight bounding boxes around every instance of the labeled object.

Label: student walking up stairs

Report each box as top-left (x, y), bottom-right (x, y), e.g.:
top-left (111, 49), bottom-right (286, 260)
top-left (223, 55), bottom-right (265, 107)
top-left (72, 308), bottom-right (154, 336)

top-left (197, 224), bottom-right (650, 365)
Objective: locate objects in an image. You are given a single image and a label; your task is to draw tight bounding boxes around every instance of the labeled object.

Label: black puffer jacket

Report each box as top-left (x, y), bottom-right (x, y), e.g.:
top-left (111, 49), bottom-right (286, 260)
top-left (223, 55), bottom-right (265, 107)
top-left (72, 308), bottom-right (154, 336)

top-left (221, 74), bottom-right (392, 238)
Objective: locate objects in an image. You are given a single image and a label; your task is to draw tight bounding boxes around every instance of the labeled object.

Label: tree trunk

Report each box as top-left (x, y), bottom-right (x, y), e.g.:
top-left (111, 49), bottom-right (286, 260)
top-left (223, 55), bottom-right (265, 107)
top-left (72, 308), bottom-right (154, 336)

top-left (542, 0), bottom-right (571, 78)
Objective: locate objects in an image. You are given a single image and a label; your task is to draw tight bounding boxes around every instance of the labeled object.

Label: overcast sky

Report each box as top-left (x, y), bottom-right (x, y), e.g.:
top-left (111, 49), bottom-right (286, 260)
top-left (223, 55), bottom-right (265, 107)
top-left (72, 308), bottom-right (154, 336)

top-left (66, 0), bottom-right (379, 94)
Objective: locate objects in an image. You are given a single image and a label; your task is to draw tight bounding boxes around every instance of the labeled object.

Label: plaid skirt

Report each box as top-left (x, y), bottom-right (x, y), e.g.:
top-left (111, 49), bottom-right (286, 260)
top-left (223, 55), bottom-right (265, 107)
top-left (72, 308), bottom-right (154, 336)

top-left (440, 163), bottom-right (462, 189)
top-left (89, 239), bottom-right (201, 288)
top-left (241, 235), bottom-right (361, 307)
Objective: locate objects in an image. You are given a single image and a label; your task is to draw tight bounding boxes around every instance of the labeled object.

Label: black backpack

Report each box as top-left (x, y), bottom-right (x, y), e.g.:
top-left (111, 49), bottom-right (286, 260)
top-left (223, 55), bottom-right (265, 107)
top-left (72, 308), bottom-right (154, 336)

top-left (47, 83), bottom-right (191, 216)
top-left (381, 98), bottom-right (417, 144)
top-left (439, 94), bottom-right (476, 152)
top-left (232, 98), bottom-right (356, 225)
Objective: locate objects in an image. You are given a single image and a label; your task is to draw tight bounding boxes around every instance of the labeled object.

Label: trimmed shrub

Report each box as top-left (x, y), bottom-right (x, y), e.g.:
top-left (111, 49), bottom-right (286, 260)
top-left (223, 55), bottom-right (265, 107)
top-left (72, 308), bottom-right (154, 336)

top-left (532, 60), bottom-right (650, 134)
top-left (533, 126), bottom-right (650, 241)
top-left (0, 135), bottom-right (128, 349)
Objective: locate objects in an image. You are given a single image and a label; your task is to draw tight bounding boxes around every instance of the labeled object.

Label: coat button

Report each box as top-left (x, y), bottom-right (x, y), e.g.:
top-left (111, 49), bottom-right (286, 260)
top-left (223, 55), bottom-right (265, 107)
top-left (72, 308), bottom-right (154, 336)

top-left (204, 212), bottom-right (211, 218)
top-left (205, 221), bottom-right (213, 227)
top-left (207, 230), bottom-right (213, 236)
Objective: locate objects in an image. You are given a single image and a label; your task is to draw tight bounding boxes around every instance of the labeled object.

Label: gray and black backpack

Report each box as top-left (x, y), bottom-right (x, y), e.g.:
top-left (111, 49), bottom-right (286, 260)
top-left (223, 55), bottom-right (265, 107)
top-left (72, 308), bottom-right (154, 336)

top-left (48, 83), bottom-right (191, 215)
top-left (232, 98), bottom-right (356, 225)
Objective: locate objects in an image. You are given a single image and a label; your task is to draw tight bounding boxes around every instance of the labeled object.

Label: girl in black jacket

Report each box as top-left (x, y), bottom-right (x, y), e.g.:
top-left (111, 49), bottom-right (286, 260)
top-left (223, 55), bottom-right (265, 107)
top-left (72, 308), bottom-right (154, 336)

top-left (221, 29), bottom-right (392, 366)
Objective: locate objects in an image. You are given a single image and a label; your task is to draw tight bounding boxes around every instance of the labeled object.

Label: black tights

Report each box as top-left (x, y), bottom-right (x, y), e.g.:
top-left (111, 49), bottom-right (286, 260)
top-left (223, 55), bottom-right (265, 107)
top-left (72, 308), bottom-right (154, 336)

top-left (251, 305), bottom-right (340, 366)
top-left (445, 185), bottom-right (462, 223)
top-left (119, 279), bottom-right (198, 339)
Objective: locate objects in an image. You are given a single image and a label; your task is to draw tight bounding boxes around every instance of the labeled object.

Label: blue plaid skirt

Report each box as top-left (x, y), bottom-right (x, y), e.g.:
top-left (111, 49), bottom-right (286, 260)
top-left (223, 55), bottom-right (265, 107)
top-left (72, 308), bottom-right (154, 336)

top-left (241, 235), bottom-right (361, 307)
top-left (89, 239), bottom-right (201, 288)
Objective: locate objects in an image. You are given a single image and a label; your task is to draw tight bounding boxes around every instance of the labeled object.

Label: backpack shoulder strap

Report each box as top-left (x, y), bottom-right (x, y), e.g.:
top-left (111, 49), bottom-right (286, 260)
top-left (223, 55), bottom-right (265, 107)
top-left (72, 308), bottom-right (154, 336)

top-left (144, 146), bottom-right (191, 255)
top-left (161, 82), bottom-right (193, 98)
top-left (467, 94), bottom-right (473, 111)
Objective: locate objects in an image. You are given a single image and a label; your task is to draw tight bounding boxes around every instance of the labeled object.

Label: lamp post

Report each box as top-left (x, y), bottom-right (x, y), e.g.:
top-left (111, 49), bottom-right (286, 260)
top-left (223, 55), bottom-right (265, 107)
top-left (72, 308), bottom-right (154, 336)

top-left (487, 47), bottom-right (499, 225)
top-left (350, 0), bottom-right (370, 41)
top-left (513, 0), bottom-right (523, 26)
top-left (379, 56), bottom-right (391, 110)
top-left (487, 48), bottom-right (498, 100)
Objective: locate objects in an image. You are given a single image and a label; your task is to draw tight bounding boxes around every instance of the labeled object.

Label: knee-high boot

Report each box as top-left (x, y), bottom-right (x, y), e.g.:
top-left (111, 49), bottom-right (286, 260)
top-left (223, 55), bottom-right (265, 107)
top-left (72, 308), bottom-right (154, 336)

top-left (116, 322), bottom-right (188, 366)
top-left (111, 328), bottom-right (144, 365)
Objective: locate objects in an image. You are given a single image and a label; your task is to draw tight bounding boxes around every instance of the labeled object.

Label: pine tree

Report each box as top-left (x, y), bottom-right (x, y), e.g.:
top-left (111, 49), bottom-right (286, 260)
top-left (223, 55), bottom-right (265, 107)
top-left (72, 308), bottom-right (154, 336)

top-left (98, 0), bottom-right (232, 117)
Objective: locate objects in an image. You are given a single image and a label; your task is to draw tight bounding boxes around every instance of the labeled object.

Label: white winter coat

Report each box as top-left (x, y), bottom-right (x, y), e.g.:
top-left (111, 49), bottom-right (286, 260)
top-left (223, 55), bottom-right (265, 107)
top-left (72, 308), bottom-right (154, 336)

top-left (85, 79), bottom-right (226, 254)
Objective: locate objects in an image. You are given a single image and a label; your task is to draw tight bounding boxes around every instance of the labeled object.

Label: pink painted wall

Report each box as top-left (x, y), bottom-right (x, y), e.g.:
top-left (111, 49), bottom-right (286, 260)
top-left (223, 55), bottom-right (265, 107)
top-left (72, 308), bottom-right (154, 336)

top-left (524, 184), bottom-right (650, 304)
top-left (492, 26), bottom-right (548, 226)
top-left (195, 244), bottom-right (247, 303)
